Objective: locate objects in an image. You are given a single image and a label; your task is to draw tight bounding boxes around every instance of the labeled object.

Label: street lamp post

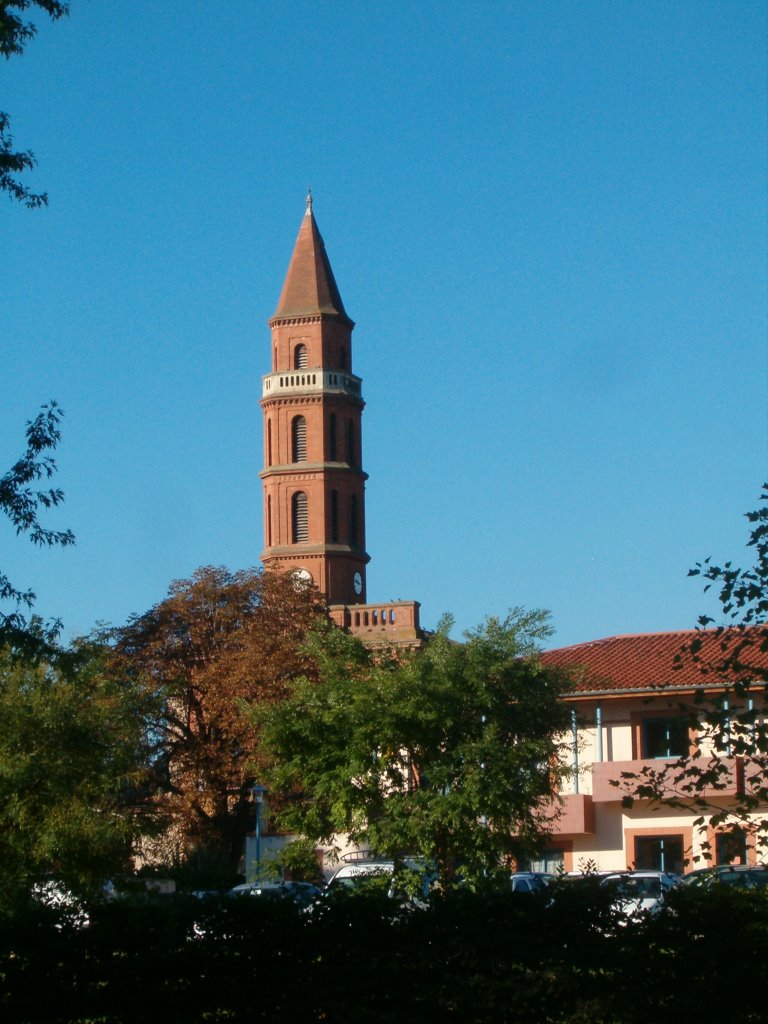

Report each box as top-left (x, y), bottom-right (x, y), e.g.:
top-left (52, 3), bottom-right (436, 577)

top-left (252, 784), bottom-right (268, 882)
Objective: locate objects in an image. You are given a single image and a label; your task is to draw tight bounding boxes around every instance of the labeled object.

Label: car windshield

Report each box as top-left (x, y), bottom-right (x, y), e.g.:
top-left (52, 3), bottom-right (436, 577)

top-left (606, 876), bottom-right (661, 898)
top-left (334, 872), bottom-right (390, 892)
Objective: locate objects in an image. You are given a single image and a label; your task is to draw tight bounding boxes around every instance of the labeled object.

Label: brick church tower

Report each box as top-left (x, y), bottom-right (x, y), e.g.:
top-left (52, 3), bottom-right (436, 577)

top-left (260, 193), bottom-right (369, 604)
top-left (261, 196), bottom-right (422, 644)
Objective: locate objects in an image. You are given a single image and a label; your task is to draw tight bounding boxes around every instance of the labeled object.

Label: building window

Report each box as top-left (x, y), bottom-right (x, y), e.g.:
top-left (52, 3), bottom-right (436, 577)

top-left (330, 490), bottom-right (338, 542)
top-left (267, 495), bottom-right (272, 547)
top-left (267, 420), bottom-right (273, 467)
top-left (524, 849), bottom-right (565, 875)
top-left (349, 494), bottom-right (358, 546)
top-left (346, 419), bottom-right (355, 467)
top-left (294, 343), bottom-right (308, 369)
top-left (716, 828), bottom-right (748, 866)
top-left (339, 346), bottom-right (347, 370)
top-left (292, 416), bottom-right (307, 462)
top-left (634, 835), bottom-right (685, 874)
top-left (641, 717), bottom-right (689, 759)
top-left (292, 492), bottom-right (308, 543)
top-left (329, 413), bottom-right (337, 461)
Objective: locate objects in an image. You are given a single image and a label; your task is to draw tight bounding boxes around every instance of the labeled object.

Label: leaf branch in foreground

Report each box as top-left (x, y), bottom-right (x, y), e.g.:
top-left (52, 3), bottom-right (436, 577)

top-left (0, 402), bottom-right (74, 640)
top-left (1, 2), bottom-right (70, 206)
top-left (615, 484), bottom-right (768, 863)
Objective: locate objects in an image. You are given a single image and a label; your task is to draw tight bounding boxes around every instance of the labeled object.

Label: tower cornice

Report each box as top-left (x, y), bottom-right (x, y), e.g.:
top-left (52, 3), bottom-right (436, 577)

top-left (268, 313), bottom-right (356, 330)
top-left (260, 463), bottom-right (369, 481)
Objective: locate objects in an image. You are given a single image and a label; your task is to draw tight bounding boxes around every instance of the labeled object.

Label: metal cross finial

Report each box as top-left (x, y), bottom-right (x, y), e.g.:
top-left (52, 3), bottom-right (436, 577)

top-left (306, 188), bottom-right (313, 211)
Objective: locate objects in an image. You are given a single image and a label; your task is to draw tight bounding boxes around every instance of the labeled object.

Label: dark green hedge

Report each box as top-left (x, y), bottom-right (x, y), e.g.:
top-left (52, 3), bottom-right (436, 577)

top-left (1, 886), bottom-right (765, 1023)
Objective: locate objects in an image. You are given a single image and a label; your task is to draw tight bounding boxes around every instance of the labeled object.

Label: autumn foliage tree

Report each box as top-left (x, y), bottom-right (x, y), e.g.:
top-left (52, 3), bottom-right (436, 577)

top-left (114, 566), bottom-right (329, 875)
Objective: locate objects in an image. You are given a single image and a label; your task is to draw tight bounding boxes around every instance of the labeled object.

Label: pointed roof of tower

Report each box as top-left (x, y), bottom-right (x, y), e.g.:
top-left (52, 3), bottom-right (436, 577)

top-left (271, 193), bottom-right (350, 322)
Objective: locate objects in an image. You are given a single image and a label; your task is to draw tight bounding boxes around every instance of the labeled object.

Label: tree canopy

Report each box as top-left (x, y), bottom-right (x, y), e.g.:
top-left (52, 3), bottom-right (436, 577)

top-left (114, 566), bottom-right (330, 875)
top-left (0, 636), bottom-right (149, 909)
top-left (256, 608), bottom-right (572, 888)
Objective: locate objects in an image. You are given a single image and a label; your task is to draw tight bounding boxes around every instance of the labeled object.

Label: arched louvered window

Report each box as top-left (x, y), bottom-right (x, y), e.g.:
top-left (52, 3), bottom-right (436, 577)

top-left (346, 419), bottom-right (355, 467)
top-left (339, 346), bottom-right (347, 370)
top-left (292, 491), bottom-right (308, 543)
top-left (330, 490), bottom-right (339, 543)
top-left (329, 413), bottom-right (337, 461)
top-left (294, 344), bottom-right (308, 369)
top-left (292, 415), bottom-right (307, 462)
top-left (349, 494), bottom-right (358, 547)
top-left (267, 495), bottom-right (272, 546)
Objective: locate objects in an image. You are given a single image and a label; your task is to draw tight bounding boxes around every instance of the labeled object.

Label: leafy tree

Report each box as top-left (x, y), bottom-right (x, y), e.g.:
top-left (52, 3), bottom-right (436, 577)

top-left (618, 485), bottom-right (768, 862)
top-left (114, 566), bottom-right (330, 875)
top-left (0, 636), bottom-right (150, 909)
top-left (255, 609), bottom-right (572, 888)
top-left (0, 401), bottom-right (74, 648)
top-left (1, 2), bottom-right (69, 207)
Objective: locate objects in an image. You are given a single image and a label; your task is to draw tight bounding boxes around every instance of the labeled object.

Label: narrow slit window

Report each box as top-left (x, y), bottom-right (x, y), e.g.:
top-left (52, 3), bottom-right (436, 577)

top-left (347, 419), bottom-right (355, 467)
top-left (349, 494), bottom-right (358, 546)
top-left (292, 416), bottom-right (307, 462)
top-left (331, 490), bottom-right (339, 542)
top-left (329, 413), bottom-right (337, 461)
top-left (292, 492), bottom-right (308, 543)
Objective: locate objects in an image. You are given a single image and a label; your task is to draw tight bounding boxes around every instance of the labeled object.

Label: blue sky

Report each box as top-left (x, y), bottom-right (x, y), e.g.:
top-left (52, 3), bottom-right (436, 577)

top-left (3, 1), bottom-right (766, 649)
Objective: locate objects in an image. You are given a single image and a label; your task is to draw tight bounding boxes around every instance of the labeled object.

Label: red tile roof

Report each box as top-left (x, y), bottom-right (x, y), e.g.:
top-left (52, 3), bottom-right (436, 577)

top-left (540, 628), bottom-right (768, 695)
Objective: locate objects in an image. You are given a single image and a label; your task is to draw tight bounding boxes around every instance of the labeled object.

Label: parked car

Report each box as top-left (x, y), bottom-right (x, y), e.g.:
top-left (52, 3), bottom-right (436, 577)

top-left (509, 872), bottom-right (555, 894)
top-left (325, 860), bottom-right (394, 894)
top-left (681, 864), bottom-right (768, 890)
top-left (600, 871), bottom-right (679, 916)
top-left (326, 858), bottom-right (436, 905)
top-left (30, 880), bottom-right (91, 928)
top-left (229, 880), bottom-right (323, 907)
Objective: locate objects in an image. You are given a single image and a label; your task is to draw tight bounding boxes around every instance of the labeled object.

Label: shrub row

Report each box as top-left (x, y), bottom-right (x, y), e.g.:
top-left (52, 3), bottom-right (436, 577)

top-left (1, 885), bottom-right (766, 1023)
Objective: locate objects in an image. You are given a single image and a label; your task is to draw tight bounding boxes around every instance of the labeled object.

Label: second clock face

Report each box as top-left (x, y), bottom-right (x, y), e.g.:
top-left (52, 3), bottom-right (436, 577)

top-left (353, 571), bottom-right (363, 595)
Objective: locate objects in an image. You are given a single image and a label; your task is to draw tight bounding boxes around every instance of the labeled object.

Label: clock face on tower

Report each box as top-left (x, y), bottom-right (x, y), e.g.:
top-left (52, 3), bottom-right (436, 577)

top-left (353, 571), bottom-right (363, 595)
top-left (292, 568), bottom-right (313, 592)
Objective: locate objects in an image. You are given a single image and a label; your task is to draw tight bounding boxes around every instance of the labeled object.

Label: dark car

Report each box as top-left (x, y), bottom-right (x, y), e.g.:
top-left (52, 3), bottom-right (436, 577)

top-left (509, 872), bottom-right (555, 894)
top-left (229, 881), bottom-right (323, 907)
top-left (681, 864), bottom-right (768, 890)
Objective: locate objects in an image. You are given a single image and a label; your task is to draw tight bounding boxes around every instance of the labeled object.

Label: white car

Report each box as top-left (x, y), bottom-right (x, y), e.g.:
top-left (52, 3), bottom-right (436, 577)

top-left (325, 860), bottom-right (396, 894)
top-left (600, 871), bottom-right (678, 916)
top-left (326, 858), bottom-right (435, 903)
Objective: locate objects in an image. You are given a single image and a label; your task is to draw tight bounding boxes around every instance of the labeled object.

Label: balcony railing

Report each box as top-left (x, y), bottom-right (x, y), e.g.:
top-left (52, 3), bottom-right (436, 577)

top-left (262, 370), bottom-right (362, 399)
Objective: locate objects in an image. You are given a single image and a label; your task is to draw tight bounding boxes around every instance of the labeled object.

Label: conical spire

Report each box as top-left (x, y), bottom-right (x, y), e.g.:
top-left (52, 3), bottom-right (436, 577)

top-left (271, 194), bottom-right (349, 321)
